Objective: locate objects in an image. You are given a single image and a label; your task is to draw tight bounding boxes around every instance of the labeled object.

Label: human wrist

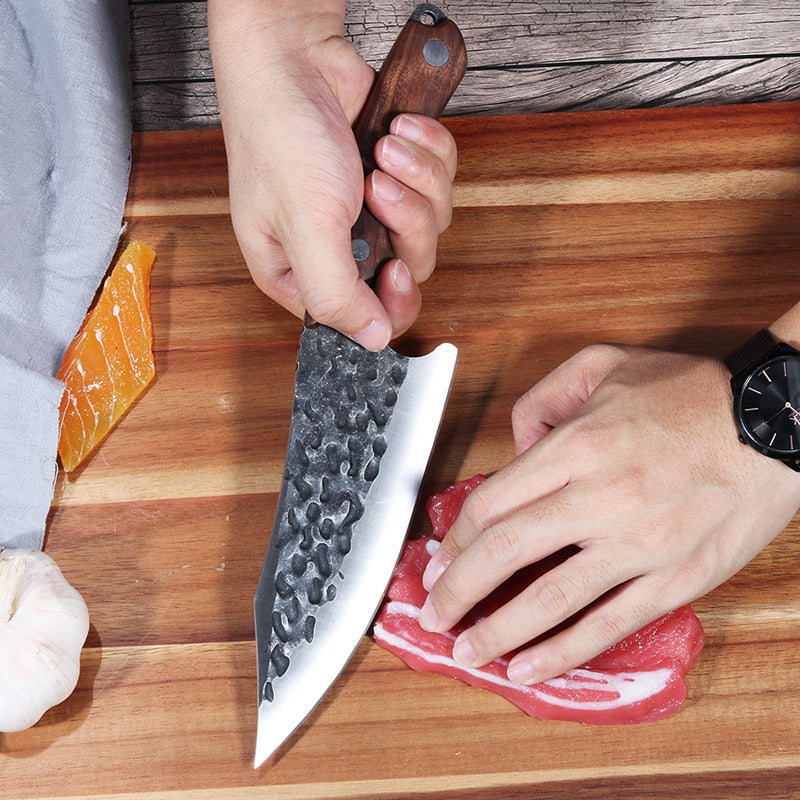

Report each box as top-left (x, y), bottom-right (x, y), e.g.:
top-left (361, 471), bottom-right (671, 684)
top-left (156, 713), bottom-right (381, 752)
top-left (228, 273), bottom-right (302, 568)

top-left (768, 301), bottom-right (800, 349)
top-left (208, 0), bottom-right (345, 61)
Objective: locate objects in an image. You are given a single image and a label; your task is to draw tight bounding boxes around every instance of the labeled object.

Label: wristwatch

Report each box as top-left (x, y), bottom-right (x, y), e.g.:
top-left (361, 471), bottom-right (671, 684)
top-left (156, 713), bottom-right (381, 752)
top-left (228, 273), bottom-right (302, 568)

top-left (724, 328), bottom-right (800, 470)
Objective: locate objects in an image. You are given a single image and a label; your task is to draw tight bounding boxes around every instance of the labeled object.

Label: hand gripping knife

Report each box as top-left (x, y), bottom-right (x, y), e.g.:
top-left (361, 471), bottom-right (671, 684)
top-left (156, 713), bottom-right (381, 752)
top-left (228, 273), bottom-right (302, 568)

top-left (253, 4), bottom-right (467, 767)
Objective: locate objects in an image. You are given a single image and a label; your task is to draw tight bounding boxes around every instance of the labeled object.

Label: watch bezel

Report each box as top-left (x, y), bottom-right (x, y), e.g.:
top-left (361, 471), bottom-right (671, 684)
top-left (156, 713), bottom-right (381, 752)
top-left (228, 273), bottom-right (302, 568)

top-left (734, 353), bottom-right (800, 459)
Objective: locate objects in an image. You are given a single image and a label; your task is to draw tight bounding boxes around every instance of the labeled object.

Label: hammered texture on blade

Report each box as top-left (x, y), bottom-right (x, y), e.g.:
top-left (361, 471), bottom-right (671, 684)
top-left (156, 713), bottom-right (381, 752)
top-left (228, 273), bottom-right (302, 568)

top-left (258, 325), bottom-right (408, 704)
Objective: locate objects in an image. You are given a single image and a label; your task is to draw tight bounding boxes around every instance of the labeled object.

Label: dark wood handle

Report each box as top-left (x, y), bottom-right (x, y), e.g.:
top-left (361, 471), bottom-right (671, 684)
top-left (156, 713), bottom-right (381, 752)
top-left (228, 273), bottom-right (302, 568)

top-left (350, 3), bottom-right (468, 283)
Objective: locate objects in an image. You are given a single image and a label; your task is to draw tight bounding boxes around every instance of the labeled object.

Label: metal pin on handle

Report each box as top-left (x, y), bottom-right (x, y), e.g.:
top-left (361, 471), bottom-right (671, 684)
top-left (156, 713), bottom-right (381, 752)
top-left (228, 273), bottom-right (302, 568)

top-left (423, 39), bottom-right (450, 66)
top-left (352, 238), bottom-right (370, 262)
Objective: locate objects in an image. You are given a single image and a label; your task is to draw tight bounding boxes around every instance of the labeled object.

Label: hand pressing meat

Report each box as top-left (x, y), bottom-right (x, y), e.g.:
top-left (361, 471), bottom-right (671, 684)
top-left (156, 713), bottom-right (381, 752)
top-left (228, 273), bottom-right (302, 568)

top-left (374, 477), bottom-right (705, 723)
top-left (418, 339), bottom-right (800, 687)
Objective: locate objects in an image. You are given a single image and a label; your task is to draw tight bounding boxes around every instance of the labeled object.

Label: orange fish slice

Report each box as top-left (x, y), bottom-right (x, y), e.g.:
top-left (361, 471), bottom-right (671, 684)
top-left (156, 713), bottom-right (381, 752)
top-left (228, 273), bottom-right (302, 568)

top-left (57, 241), bottom-right (156, 471)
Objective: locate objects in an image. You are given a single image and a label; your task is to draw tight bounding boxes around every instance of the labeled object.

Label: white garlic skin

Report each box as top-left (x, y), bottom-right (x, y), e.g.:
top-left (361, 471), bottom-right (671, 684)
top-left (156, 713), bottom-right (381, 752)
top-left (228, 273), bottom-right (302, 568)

top-left (0, 548), bottom-right (90, 733)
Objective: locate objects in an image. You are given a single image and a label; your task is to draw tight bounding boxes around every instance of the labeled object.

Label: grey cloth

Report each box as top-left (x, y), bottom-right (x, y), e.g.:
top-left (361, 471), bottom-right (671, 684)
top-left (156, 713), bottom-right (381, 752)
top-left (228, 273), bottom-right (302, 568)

top-left (0, 0), bottom-right (132, 549)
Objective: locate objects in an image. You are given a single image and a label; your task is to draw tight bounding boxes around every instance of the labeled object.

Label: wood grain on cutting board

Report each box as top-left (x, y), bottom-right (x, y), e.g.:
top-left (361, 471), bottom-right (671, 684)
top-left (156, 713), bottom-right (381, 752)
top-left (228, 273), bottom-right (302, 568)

top-left (3, 103), bottom-right (800, 799)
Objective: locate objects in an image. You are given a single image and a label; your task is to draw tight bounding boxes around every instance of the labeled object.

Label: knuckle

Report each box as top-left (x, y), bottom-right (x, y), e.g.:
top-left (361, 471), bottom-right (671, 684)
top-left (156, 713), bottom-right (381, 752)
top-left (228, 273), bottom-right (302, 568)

top-left (408, 196), bottom-right (438, 239)
top-left (483, 519), bottom-right (522, 568)
top-left (588, 608), bottom-right (633, 650)
top-left (386, 192), bottom-right (437, 254)
top-left (427, 121), bottom-right (458, 178)
top-left (469, 619), bottom-right (508, 662)
top-left (430, 568), bottom-right (463, 611)
top-left (303, 290), bottom-right (353, 328)
top-left (441, 133), bottom-right (458, 177)
top-left (424, 159), bottom-right (453, 210)
top-left (623, 468), bottom-right (658, 512)
top-left (533, 575), bottom-right (578, 621)
top-left (510, 395), bottom-right (529, 429)
top-left (566, 415), bottom-right (618, 466)
top-left (540, 637), bottom-right (579, 678)
top-left (399, 232), bottom-right (437, 285)
top-left (434, 189), bottom-right (453, 234)
top-left (411, 258), bottom-right (437, 286)
top-left (459, 490), bottom-right (494, 535)
top-left (402, 153), bottom-right (452, 224)
top-left (569, 410), bottom-right (610, 445)
top-left (597, 466), bottom-right (649, 514)
top-left (579, 342), bottom-right (627, 367)
top-left (668, 552), bottom-right (712, 599)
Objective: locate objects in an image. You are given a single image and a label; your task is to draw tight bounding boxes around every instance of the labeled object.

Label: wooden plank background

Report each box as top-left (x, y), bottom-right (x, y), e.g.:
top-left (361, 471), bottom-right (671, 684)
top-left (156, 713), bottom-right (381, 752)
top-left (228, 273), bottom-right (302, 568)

top-left (130, 0), bottom-right (800, 130)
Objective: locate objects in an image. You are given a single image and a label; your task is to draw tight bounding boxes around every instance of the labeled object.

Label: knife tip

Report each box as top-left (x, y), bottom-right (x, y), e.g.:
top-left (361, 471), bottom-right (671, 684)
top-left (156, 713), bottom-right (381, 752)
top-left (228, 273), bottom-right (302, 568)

top-left (253, 738), bottom-right (272, 770)
top-left (253, 712), bottom-right (273, 769)
top-left (253, 700), bottom-right (286, 769)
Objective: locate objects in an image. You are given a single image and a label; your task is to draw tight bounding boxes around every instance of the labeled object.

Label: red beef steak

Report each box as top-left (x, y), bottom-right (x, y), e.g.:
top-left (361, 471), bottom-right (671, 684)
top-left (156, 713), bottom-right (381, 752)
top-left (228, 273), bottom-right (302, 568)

top-left (373, 476), bottom-right (705, 724)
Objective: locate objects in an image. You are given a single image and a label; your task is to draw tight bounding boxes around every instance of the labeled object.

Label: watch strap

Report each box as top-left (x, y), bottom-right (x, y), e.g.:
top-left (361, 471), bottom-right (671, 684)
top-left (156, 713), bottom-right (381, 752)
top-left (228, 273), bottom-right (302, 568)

top-left (724, 328), bottom-right (778, 377)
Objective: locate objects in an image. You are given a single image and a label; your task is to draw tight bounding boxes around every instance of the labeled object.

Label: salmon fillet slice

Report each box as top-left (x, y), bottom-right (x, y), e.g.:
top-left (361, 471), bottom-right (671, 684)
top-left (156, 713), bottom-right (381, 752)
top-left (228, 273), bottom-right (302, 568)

top-left (57, 241), bottom-right (156, 471)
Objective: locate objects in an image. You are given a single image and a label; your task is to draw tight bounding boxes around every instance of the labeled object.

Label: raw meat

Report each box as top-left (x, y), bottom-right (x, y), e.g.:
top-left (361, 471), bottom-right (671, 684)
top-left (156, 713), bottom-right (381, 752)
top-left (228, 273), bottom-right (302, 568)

top-left (425, 473), bottom-right (485, 539)
top-left (374, 476), bottom-right (705, 724)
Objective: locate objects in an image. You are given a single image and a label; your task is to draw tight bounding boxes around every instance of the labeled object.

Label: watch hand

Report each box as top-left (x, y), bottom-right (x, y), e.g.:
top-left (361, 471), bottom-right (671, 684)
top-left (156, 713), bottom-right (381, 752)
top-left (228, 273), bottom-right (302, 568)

top-left (763, 404), bottom-right (790, 425)
top-left (788, 404), bottom-right (800, 426)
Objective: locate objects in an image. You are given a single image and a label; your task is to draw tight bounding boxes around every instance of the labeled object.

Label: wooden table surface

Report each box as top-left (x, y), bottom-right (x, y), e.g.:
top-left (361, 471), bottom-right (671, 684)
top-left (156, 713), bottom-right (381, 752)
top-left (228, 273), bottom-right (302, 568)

top-left (3, 102), bottom-right (800, 798)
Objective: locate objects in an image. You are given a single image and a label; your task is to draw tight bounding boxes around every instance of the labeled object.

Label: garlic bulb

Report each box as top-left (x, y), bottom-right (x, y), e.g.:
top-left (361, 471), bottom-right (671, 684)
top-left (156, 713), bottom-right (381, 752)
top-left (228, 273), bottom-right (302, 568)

top-left (0, 548), bottom-right (90, 733)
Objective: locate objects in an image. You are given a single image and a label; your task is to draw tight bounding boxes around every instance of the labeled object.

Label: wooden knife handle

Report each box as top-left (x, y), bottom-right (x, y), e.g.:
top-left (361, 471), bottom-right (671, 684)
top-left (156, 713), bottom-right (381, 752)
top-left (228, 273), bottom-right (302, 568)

top-left (350, 3), bottom-right (467, 284)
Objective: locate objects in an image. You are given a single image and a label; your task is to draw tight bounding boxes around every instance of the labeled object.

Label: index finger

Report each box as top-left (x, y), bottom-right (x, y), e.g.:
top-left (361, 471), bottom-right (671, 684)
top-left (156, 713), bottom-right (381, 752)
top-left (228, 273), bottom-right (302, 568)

top-left (422, 434), bottom-right (573, 592)
top-left (285, 215), bottom-right (393, 352)
top-left (419, 481), bottom-right (599, 635)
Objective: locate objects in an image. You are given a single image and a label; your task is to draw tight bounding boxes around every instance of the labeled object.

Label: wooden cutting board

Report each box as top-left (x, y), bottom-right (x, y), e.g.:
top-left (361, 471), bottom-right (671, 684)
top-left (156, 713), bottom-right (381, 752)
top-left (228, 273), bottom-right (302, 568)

top-left (3, 103), bottom-right (800, 798)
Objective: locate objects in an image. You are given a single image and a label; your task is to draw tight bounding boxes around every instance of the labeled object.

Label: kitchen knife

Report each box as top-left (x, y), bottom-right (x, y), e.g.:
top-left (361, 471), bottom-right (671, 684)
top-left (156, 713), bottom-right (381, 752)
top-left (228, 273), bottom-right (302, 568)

top-left (253, 3), bottom-right (467, 768)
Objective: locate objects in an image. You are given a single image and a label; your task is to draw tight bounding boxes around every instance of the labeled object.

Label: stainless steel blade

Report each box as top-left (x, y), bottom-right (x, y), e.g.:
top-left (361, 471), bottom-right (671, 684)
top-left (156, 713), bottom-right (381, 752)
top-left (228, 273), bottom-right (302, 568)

top-left (254, 324), bottom-right (456, 767)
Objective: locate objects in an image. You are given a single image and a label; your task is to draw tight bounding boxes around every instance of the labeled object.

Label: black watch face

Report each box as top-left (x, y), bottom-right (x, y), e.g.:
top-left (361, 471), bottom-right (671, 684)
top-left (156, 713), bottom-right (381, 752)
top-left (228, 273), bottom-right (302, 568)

top-left (737, 355), bottom-right (800, 456)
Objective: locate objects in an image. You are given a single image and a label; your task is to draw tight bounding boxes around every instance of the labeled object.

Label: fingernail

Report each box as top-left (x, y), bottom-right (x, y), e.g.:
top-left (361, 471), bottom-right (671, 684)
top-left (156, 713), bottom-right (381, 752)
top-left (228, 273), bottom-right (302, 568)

top-left (381, 136), bottom-right (413, 168)
top-left (422, 556), bottom-right (446, 591)
top-left (507, 659), bottom-right (535, 685)
top-left (352, 319), bottom-right (390, 351)
top-left (390, 260), bottom-right (414, 295)
top-left (453, 635), bottom-right (476, 667)
top-left (393, 114), bottom-right (424, 143)
top-left (371, 170), bottom-right (403, 202)
top-left (418, 598), bottom-right (439, 631)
